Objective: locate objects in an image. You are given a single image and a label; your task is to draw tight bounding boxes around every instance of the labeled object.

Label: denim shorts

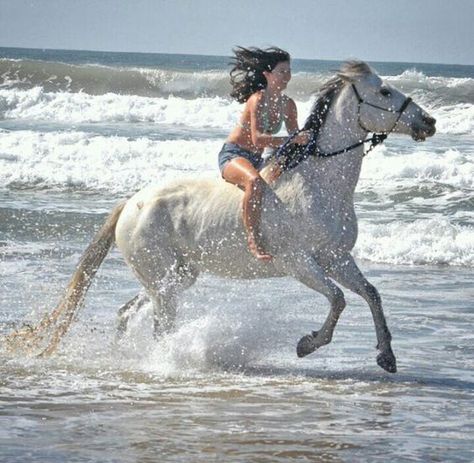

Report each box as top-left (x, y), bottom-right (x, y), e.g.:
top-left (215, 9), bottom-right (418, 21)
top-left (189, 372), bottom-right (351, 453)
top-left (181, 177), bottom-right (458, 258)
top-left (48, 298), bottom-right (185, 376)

top-left (218, 142), bottom-right (264, 175)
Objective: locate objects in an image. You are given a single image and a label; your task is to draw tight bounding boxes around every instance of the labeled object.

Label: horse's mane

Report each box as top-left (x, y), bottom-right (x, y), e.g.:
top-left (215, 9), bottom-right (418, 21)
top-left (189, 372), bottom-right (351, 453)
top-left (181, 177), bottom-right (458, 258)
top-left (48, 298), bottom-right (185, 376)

top-left (303, 60), bottom-right (372, 132)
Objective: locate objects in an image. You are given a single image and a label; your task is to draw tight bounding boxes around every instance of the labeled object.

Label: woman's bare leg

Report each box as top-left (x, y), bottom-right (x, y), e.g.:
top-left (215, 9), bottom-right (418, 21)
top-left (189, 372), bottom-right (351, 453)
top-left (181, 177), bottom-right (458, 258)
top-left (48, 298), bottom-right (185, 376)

top-left (222, 158), bottom-right (272, 261)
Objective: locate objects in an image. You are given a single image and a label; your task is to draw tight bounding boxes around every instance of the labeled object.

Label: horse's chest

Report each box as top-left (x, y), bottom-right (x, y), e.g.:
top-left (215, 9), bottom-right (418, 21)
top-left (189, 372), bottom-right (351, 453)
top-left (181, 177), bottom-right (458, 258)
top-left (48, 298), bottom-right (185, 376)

top-left (301, 197), bottom-right (357, 251)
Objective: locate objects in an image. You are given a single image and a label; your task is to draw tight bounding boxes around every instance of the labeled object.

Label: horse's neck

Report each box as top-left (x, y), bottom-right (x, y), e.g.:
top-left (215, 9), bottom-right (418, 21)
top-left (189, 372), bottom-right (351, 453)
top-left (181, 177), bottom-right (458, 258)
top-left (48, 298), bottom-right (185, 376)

top-left (319, 86), bottom-right (365, 151)
top-left (298, 85), bottom-right (367, 191)
top-left (274, 85), bottom-right (367, 215)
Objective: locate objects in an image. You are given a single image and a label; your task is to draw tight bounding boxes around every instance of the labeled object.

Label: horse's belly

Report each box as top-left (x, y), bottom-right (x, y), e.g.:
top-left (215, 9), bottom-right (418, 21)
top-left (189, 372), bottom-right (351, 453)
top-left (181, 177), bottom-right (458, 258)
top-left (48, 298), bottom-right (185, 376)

top-left (185, 223), bottom-right (286, 279)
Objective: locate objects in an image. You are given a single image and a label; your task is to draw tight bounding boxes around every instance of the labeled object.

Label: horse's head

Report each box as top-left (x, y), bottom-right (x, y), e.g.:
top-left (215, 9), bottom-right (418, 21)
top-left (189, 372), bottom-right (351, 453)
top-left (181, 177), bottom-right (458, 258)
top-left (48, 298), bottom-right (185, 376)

top-left (337, 61), bottom-right (436, 141)
top-left (272, 61), bottom-right (437, 174)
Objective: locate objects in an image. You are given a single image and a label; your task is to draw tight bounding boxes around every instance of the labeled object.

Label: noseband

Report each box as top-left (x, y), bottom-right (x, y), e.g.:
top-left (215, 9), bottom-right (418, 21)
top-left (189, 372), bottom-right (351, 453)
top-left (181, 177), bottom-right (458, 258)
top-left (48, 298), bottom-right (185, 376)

top-left (276, 83), bottom-right (413, 171)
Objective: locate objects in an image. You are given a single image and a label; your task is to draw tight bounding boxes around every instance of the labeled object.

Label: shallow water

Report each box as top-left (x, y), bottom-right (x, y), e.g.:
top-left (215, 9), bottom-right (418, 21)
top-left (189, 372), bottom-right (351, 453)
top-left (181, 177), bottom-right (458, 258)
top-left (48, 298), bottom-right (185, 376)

top-left (1, 48), bottom-right (473, 462)
top-left (1, 253), bottom-right (473, 462)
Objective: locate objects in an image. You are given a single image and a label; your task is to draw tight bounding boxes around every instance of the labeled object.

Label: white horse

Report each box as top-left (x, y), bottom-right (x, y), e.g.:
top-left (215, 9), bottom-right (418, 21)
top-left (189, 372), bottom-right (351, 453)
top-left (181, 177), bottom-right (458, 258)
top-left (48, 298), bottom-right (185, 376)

top-left (6, 61), bottom-right (436, 372)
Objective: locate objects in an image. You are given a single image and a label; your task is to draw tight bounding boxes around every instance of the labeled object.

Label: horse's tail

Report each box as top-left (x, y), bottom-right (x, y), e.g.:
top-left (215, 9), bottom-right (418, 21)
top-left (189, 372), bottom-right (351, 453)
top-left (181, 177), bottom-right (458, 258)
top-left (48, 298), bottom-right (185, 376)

top-left (4, 200), bottom-right (127, 357)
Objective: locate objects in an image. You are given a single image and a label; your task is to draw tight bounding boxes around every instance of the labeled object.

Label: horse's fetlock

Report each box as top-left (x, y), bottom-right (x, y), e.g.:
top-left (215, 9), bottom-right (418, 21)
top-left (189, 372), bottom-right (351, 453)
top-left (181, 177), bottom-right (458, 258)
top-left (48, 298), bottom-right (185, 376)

top-left (312, 329), bottom-right (332, 347)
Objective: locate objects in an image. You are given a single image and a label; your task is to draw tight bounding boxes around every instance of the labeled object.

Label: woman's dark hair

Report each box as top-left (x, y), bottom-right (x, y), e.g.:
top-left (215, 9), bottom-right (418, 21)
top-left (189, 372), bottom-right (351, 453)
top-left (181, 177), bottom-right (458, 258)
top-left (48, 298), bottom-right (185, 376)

top-left (229, 46), bottom-right (290, 103)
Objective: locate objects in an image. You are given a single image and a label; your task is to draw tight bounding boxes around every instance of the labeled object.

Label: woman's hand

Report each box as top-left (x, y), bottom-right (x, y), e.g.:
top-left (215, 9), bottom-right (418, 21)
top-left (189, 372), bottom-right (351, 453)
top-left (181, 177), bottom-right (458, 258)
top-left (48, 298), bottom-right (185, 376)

top-left (293, 130), bottom-right (311, 145)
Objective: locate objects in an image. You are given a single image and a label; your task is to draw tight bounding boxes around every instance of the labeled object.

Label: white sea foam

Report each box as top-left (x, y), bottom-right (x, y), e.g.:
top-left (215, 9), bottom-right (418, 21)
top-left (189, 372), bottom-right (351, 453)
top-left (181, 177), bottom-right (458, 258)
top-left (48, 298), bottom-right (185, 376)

top-left (1, 129), bottom-right (472, 194)
top-left (0, 87), bottom-right (471, 134)
top-left (430, 103), bottom-right (474, 135)
top-left (0, 88), bottom-right (242, 128)
top-left (0, 130), bottom-right (220, 192)
top-left (361, 144), bottom-right (474, 190)
top-left (355, 218), bottom-right (474, 266)
top-left (0, 130), bottom-right (472, 267)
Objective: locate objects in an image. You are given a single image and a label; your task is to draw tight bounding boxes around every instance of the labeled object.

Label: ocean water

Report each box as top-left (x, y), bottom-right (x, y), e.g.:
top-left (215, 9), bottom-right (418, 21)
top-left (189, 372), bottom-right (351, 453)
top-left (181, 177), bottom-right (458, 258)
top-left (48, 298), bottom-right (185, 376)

top-left (0, 47), bottom-right (473, 462)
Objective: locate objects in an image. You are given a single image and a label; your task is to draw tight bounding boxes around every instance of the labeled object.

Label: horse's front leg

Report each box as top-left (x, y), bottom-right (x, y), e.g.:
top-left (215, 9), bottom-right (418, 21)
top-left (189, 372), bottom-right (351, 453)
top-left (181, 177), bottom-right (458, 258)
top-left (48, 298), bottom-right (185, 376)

top-left (277, 253), bottom-right (346, 358)
top-left (327, 253), bottom-right (396, 373)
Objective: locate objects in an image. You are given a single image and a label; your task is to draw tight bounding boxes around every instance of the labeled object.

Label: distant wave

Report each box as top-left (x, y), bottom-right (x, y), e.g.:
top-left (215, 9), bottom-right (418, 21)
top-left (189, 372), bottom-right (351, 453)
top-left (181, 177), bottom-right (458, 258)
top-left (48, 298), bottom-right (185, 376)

top-left (386, 69), bottom-right (474, 106)
top-left (1, 59), bottom-right (474, 104)
top-left (0, 58), bottom-right (338, 100)
top-left (0, 58), bottom-right (231, 98)
top-left (0, 87), bottom-right (472, 135)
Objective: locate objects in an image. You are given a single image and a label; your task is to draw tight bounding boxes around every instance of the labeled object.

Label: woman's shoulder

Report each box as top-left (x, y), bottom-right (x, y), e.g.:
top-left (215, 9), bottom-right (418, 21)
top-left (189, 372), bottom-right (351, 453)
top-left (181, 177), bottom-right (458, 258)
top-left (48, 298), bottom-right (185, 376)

top-left (247, 91), bottom-right (293, 108)
top-left (247, 90), bottom-right (265, 103)
top-left (244, 91), bottom-right (266, 112)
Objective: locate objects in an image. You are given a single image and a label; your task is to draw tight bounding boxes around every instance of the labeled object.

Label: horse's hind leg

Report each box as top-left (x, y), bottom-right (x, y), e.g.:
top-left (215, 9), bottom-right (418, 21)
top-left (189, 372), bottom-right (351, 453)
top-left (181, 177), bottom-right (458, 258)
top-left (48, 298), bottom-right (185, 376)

top-left (131, 256), bottom-right (199, 339)
top-left (147, 265), bottom-right (199, 338)
top-left (117, 201), bottom-right (199, 339)
top-left (116, 293), bottom-right (149, 338)
top-left (149, 290), bottom-right (178, 337)
top-left (328, 253), bottom-right (396, 373)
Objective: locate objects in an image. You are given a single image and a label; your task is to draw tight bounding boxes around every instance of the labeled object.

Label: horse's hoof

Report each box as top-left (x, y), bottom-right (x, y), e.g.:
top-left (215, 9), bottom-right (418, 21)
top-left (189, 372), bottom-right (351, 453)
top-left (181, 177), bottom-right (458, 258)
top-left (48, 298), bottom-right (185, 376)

top-left (376, 348), bottom-right (397, 373)
top-left (296, 331), bottom-right (318, 358)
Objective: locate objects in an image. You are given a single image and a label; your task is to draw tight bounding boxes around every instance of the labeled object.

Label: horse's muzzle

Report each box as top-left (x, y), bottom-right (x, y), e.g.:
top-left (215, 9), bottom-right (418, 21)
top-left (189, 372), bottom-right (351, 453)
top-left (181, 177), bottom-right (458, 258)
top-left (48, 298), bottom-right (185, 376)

top-left (412, 115), bottom-right (436, 141)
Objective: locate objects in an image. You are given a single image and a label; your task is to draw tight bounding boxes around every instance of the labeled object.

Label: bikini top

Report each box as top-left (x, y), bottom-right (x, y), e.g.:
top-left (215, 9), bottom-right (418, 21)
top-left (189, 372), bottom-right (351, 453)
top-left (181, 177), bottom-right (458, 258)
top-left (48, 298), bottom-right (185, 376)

top-left (238, 93), bottom-right (285, 135)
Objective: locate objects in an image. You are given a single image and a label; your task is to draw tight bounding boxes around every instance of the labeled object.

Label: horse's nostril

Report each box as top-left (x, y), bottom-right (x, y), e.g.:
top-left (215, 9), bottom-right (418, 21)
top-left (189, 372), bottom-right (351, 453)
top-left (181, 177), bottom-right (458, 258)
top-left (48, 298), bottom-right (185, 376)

top-left (423, 115), bottom-right (436, 126)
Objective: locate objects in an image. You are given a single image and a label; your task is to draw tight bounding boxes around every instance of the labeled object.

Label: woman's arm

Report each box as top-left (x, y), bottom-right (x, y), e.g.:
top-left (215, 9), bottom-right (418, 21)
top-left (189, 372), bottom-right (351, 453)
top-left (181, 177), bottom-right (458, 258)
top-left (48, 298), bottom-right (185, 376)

top-left (284, 97), bottom-right (299, 134)
top-left (284, 97), bottom-right (310, 144)
top-left (263, 97), bottom-right (310, 183)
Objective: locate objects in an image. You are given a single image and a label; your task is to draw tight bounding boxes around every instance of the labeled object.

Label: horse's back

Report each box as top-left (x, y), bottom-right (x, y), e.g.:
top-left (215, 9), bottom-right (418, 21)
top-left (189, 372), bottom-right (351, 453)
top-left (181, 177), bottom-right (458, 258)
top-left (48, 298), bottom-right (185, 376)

top-left (115, 177), bottom-right (243, 258)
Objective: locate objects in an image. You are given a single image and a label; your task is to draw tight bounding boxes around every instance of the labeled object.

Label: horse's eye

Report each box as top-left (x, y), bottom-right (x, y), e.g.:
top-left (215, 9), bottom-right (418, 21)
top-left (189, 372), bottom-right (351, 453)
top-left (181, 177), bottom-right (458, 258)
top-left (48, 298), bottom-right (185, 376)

top-left (380, 87), bottom-right (391, 97)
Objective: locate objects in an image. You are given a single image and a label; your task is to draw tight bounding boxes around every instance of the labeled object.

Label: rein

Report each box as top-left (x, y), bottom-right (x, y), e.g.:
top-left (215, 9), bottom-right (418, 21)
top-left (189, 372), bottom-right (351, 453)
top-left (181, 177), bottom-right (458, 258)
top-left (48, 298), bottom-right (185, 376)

top-left (275, 84), bottom-right (412, 171)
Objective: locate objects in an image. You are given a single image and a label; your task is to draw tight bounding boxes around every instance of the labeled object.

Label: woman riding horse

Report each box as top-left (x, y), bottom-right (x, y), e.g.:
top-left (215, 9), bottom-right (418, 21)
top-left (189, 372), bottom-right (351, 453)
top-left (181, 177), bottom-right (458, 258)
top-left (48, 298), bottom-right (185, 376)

top-left (5, 61), bottom-right (436, 372)
top-left (219, 47), bottom-right (310, 261)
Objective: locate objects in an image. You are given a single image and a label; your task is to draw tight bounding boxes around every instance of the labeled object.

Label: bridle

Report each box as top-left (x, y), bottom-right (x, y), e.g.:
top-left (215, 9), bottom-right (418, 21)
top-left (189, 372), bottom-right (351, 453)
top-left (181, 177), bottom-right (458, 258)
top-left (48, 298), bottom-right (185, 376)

top-left (351, 84), bottom-right (412, 136)
top-left (275, 83), bottom-right (413, 170)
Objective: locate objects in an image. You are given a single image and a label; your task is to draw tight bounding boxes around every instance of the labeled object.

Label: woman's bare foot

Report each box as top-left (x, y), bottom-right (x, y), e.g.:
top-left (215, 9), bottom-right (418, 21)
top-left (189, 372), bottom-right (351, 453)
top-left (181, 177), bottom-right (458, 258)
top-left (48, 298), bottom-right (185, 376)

top-left (248, 234), bottom-right (273, 262)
